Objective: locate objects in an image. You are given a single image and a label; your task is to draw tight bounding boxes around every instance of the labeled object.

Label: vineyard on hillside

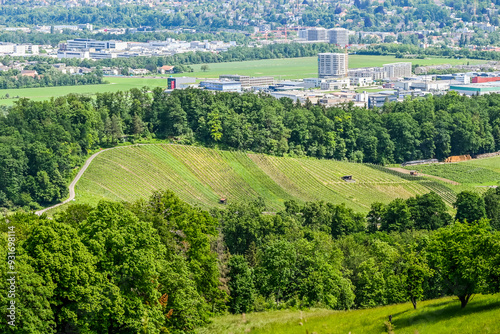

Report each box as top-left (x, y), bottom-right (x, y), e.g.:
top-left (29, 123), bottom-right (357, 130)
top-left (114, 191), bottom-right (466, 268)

top-left (70, 144), bottom-right (471, 213)
top-left (405, 157), bottom-right (500, 186)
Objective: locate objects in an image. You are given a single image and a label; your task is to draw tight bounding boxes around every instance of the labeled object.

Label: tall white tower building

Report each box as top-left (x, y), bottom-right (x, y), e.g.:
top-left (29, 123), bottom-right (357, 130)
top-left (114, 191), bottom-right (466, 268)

top-left (318, 53), bottom-right (348, 78)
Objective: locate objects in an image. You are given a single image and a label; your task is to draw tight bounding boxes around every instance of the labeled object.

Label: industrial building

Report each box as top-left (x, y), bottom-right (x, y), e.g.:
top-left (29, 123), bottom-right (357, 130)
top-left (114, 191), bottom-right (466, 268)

top-left (199, 80), bottom-right (242, 92)
top-left (383, 62), bottom-right (412, 79)
top-left (449, 82), bottom-right (500, 96)
top-left (166, 77), bottom-right (196, 89)
top-left (219, 75), bottom-right (274, 87)
top-left (318, 53), bottom-right (348, 78)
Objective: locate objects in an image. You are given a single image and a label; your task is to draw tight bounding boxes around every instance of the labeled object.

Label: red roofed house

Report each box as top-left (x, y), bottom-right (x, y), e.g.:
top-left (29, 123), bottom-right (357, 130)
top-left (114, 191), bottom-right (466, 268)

top-left (21, 70), bottom-right (38, 78)
top-left (158, 65), bottom-right (175, 74)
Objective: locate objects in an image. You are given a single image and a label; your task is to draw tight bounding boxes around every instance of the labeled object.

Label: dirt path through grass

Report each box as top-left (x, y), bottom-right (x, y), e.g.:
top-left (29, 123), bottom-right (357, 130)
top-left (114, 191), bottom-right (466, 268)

top-left (388, 167), bottom-right (460, 185)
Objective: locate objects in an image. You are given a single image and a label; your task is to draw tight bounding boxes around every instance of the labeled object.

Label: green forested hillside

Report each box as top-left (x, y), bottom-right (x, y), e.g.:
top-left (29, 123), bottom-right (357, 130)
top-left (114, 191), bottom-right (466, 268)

top-left (69, 144), bottom-right (455, 213)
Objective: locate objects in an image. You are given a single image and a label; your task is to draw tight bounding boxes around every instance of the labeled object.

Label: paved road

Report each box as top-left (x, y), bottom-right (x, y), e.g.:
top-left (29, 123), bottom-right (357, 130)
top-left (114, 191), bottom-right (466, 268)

top-left (35, 148), bottom-right (113, 216)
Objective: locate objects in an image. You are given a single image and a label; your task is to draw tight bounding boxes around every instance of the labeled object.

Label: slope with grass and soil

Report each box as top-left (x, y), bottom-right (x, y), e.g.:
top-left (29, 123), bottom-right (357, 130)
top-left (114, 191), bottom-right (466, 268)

top-left (404, 156), bottom-right (500, 188)
top-left (45, 144), bottom-right (461, 215)
top-left (196, 294), bottom-right (500, 334)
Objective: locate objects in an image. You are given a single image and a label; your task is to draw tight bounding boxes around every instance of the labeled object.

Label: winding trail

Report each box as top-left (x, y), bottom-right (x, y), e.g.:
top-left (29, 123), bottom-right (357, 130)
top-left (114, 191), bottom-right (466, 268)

top-left (35, 147), bottom-right (115, 216)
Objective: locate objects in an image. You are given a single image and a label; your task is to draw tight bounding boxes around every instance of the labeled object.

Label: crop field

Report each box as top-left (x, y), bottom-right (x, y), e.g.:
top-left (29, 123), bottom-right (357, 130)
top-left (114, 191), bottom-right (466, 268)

top-left (406, 156), bottom-right (500, 186)
top-left (196, 293), bottom-right (500, 334)
top-left (59, 144), bottom-right (461, 214)
top-left (0, 55), bottom-right (483, 106)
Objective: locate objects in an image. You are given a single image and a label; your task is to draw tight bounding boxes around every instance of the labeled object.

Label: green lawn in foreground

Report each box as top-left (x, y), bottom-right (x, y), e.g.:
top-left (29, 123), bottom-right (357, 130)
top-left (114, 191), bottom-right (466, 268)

top-left (196, 294), bottom-right (500, 334)
top-left (0, 55), bottom-right (484, 105)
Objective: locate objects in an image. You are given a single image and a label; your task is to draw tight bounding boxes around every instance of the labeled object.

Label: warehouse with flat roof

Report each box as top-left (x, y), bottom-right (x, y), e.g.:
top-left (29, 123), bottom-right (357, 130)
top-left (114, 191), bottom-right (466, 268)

top-left (449, 82), bottom-right (500, 96)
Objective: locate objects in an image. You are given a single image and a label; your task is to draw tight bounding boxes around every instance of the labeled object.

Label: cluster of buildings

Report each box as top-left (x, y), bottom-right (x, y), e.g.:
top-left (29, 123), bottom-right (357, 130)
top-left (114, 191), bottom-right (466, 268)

top-left (298, 28), bottom-right (350, 46)
top-left (56, 38), bottom-right (237, 59)
top-left (0, 43), bottom-right (41, 56)
top-left (167, 50), bottom-right (500, 109)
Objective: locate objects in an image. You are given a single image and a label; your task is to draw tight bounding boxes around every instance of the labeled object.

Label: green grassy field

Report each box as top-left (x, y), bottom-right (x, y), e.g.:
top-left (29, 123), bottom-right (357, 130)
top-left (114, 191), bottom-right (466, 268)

top-left (45, 144), bottom-right (460, 215)
top-left (184, 55), bottom-right (483, 80)
top-left (405, 156), bottom-right (500, 187)
top-left (196, 294), bottom-right (500, 334)
top-left (0, 55), bottom-right (484, 106)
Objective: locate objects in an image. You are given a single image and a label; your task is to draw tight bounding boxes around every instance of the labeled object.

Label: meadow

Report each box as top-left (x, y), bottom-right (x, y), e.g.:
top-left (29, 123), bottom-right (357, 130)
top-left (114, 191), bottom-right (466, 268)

top-left (46, 144), bottom-right (460, 216)
top-left (0, 55), bottom-right (484, 106)
top-left (180, 54), bottom-right (482, 80)
top-left (196, 294), bottom-right (500, 334)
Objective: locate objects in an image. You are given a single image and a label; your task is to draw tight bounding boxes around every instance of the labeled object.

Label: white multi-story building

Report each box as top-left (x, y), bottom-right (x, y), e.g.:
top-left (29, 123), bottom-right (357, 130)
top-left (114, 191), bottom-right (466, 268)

top-left (328, 28), bottom-right (349, 47)
top-left (66, 38), bottom-right (128, 51)
top-left (320, 78), bottom-right (350, 90)
top-left (383, 62), bottom-right (412, 79)
top-left (307, 28), bottom-right (328, 41)
top-left (57, 50), bottom-right (90, 59)
top-left (349, 77), bottom-right (374, 87)
top-left (318, 53), bottom-right (348, 78)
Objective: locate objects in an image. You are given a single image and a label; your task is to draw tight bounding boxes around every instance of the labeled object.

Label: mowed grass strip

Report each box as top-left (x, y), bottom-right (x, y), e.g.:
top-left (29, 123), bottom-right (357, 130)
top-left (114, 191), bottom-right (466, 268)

top-left (196, 294), bottom-right (500, 334)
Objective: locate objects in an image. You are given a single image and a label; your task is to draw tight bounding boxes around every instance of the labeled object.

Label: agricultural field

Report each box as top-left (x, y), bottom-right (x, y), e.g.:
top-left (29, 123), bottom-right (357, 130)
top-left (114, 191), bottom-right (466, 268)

top-left (51, 144), bottom-right (460, 215)
top-left (0, 55), bottom-right (483, 106)
top-left (196, 294), bottom-right (500, 334)
top-left (406, 156), bottom-right (500, 187)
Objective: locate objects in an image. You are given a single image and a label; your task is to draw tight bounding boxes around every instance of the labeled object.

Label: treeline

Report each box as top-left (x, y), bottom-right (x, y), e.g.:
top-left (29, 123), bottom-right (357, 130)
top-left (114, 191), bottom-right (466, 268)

top-left (0, 30), bottom-right (250, 47)
top-left (359, 43), bottom-right (500, 61)
top-left (1, 88), bottom-right (500, 210)
top-left (0, 4), bottom-right (249, 32)
top-left (2, 43), bottom-right (342, 70)
top-left (0, 68), bottom-right (105, 90)
top-left (2, 190), bottom-right (500, 332)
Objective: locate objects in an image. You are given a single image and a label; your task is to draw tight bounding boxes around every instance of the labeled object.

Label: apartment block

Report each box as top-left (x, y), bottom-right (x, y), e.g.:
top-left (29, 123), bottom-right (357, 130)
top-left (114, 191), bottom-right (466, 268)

top-left (328, 28), bottom-right (349, 47)
top-left (307, 28), bottom-right (328, 41)
top-left (383, 62), bottom-right (412, 79)
top-left (318, 53), bottom-right (348, 78)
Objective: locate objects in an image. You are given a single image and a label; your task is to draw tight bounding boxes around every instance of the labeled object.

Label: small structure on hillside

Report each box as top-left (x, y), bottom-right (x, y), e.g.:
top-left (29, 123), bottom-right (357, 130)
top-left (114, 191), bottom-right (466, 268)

top-left (444, 155), bottom-right (472, 163)
top-left (341, 175), bottom-right (355, 182)
top-left (410, 170), bottom-right (418, 176)
top-left (219, 197), bottom-right (227, 205)
top-left (401, 159), bottom-right (438, 167)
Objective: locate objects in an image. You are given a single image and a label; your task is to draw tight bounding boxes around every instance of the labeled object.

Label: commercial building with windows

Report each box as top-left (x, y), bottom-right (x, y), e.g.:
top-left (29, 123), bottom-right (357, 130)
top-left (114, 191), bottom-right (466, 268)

top-left (318, 53), bottom-right (348, 78)
top-left (328, 28), bottom-right (349, 47)
top-left (219, 75), bottom-right (274, 87)
top-left (367, 93), bottom-right (397, 108)
top-left (66, 38), bottom-right (128, 51)
top-left (199, 80), bottom-right (242, 92)
top-left (383, 62), bottom-right (412, 79)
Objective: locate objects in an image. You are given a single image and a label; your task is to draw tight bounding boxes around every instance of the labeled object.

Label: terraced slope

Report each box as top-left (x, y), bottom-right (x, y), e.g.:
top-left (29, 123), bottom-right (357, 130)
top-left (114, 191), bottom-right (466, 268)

top-left (72, 144), bottom-right (457, 212)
